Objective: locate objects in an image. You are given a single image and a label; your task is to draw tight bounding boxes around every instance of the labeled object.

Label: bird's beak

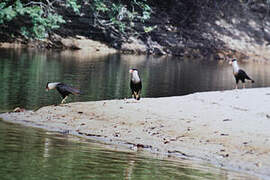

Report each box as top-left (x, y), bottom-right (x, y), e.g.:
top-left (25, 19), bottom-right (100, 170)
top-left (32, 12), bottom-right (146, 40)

top-left (229, 60), bottom-right (232, 64)
top-left (46, 88), bottom-right (49, 92)
top-left (129, 69), bottom-right (133, 74)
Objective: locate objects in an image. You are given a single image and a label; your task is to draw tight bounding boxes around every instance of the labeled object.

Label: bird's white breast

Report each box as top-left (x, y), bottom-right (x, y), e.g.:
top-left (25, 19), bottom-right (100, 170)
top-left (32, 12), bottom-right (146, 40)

top-left (131, 71), bottom-right (141, 83)
top-left (232, 61), bottom-right (239, 74)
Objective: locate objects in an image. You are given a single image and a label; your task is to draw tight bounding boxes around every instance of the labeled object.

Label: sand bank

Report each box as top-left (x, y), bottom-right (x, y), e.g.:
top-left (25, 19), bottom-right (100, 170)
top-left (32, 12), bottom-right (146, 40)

top-left (1, 88), bottom-right (270, 178)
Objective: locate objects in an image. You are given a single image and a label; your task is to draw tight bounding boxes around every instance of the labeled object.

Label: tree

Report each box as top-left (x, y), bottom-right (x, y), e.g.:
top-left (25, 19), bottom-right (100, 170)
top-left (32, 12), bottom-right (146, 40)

top-left (0, 0), bottom-right (152, 40)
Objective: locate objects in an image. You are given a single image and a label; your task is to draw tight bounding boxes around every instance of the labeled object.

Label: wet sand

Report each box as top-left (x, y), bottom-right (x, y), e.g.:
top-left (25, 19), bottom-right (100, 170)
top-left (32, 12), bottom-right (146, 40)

top-left (1, 88), bottom-right (270, 179)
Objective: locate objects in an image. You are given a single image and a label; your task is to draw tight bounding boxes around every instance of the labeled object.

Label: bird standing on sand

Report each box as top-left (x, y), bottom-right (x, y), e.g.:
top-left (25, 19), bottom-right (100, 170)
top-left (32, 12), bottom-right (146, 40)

top-left (46, 82), bottom-right (80, 104)
top-left (129, 69), bottom-right (142, 100)
top-left (229, 59), bottom-right (255, 89)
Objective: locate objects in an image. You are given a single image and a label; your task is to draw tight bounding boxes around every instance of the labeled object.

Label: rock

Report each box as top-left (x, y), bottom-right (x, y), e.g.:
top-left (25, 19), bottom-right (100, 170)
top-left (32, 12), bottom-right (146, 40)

top-left (147, 37), bottom-right (166, 55)
top-left (13, 107), bottom-right (25, 112)
top-left (220, 133), bottom-right (229, 136)
top-left (121, 37), bottom-right (148, 54)
top-left (61, 37), bottom-right (117, 53)
top-left (255, 162), bottom-right (262, 167)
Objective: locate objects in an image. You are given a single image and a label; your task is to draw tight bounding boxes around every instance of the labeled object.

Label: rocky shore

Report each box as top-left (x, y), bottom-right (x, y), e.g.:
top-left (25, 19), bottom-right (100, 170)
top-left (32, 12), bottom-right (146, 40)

top-left (1, 88), bottom-right (270, 179)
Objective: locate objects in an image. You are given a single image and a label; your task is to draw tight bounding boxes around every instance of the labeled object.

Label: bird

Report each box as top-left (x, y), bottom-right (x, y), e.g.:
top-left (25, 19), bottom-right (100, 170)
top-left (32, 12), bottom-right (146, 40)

top-left (46, 82), bottom-right (81, 104)
top-left (129, 69), bottom-right (142, 100)
top-left (229, 58), bottom-right (255, 89)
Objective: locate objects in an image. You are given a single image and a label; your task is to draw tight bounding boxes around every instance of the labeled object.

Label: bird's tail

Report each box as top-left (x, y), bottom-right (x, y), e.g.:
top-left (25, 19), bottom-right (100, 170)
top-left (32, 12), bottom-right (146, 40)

top-left (247, 76), bottom-right (255, 83)
top-left (71, 88), bottom-right (81, 95)
top-left (248, 78), bottom-right (255, 83)
top-left (245, 75), bottom-right (255, 83)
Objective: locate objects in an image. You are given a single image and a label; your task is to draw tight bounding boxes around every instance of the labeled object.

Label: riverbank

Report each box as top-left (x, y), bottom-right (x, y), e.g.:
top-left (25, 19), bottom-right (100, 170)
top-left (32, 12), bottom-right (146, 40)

top-left (1, 88), bottom-right (270, 179)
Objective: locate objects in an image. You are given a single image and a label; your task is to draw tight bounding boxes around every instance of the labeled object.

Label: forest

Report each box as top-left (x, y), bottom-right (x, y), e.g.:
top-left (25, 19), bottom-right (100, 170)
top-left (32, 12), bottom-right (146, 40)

top-left (1, 0), bottom-right (270, 57)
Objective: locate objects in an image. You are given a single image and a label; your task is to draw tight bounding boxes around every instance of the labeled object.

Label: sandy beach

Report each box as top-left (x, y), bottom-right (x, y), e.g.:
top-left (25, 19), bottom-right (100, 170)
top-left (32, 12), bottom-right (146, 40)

top-left (1, 88), bottom-right (270, 179)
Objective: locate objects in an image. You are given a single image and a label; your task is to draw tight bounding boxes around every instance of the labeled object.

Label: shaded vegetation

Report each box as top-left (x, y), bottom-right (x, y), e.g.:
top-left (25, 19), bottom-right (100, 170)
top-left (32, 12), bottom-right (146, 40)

top-left (1, 0), bottom-right (270, 55)
top-left (0, 0), bottom-right (68, 39)
top-left (0, 0), bottom-right (152, 40)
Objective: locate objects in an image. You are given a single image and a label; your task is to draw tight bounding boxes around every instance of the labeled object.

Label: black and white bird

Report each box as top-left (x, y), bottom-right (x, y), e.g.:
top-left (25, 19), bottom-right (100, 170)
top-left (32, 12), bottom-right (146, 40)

top-left (229, 59), bottom-right (255, 89)
top-left (46, 82), bottom-right (81, 104)
top-left (129, 69), bottom-right (142, 100)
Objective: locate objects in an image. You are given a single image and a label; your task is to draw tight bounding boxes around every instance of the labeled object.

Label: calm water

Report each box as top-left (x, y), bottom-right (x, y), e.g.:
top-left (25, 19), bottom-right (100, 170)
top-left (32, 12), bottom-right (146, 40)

top-left (0, 120), bottom-right (253, 180)
top-left (1, 48), bottom-right (270, 111)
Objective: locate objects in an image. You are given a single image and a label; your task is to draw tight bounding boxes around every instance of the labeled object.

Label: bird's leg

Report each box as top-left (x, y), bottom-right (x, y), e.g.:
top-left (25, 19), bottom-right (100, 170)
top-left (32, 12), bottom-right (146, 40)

top-left (136, 91), bottom-right (141, 100)
top-left (61, 96), bottom-right (68, 104)
top-left (133, 92), bottom-right (137, 99)
top-left (235, 85), bottom-right (238, 89)
top-left (243, 83), bottom-right (245, 89)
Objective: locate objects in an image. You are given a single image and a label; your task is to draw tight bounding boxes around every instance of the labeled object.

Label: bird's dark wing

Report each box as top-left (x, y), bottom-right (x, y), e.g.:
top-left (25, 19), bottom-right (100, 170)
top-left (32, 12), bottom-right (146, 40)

top-left (130, 81), bottom-right (135, 93)
top-left (56, 83), bottom-right (80, 96)
top-left (138, 81), bottom-right (142, 91)
top-left (238, 69), bottom-right (248, 76)
top-left (238, 69), bottom-right (253, 81)
top-left (130, 81), bottom-right (142, 93)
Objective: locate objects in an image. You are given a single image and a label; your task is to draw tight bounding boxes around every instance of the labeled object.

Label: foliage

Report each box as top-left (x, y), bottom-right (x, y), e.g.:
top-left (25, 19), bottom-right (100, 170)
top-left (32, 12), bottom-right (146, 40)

top-left (0, 0), bottom-right (79, 39)
top-left (66, 0), bottom-right (81, 14)
top-left (0, 0), bottom-right (152, 40)
top-left (143, 25), bottom-right (157, 33)
top-left (92, 0), bottom-right (153, 38)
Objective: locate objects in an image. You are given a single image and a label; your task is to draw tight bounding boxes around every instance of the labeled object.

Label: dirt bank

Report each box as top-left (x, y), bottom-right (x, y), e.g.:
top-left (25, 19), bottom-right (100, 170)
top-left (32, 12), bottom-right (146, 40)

top-left (1, 88), bottom-right (270, 178)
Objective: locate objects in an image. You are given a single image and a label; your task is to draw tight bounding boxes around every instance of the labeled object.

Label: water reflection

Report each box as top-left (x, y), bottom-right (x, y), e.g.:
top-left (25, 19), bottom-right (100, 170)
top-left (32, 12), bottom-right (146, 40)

top-left (0, 48), bottom-right (270, 111)
top-left (0, 120), bottom-right (253, 179)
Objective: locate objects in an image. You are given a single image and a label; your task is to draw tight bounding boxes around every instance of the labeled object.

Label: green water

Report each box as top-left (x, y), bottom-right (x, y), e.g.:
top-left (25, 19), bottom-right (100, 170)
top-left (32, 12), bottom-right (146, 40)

top-left (0, 120), bottom-right (253, 180)
top-left (1, 48), bottom-right (270, 112)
